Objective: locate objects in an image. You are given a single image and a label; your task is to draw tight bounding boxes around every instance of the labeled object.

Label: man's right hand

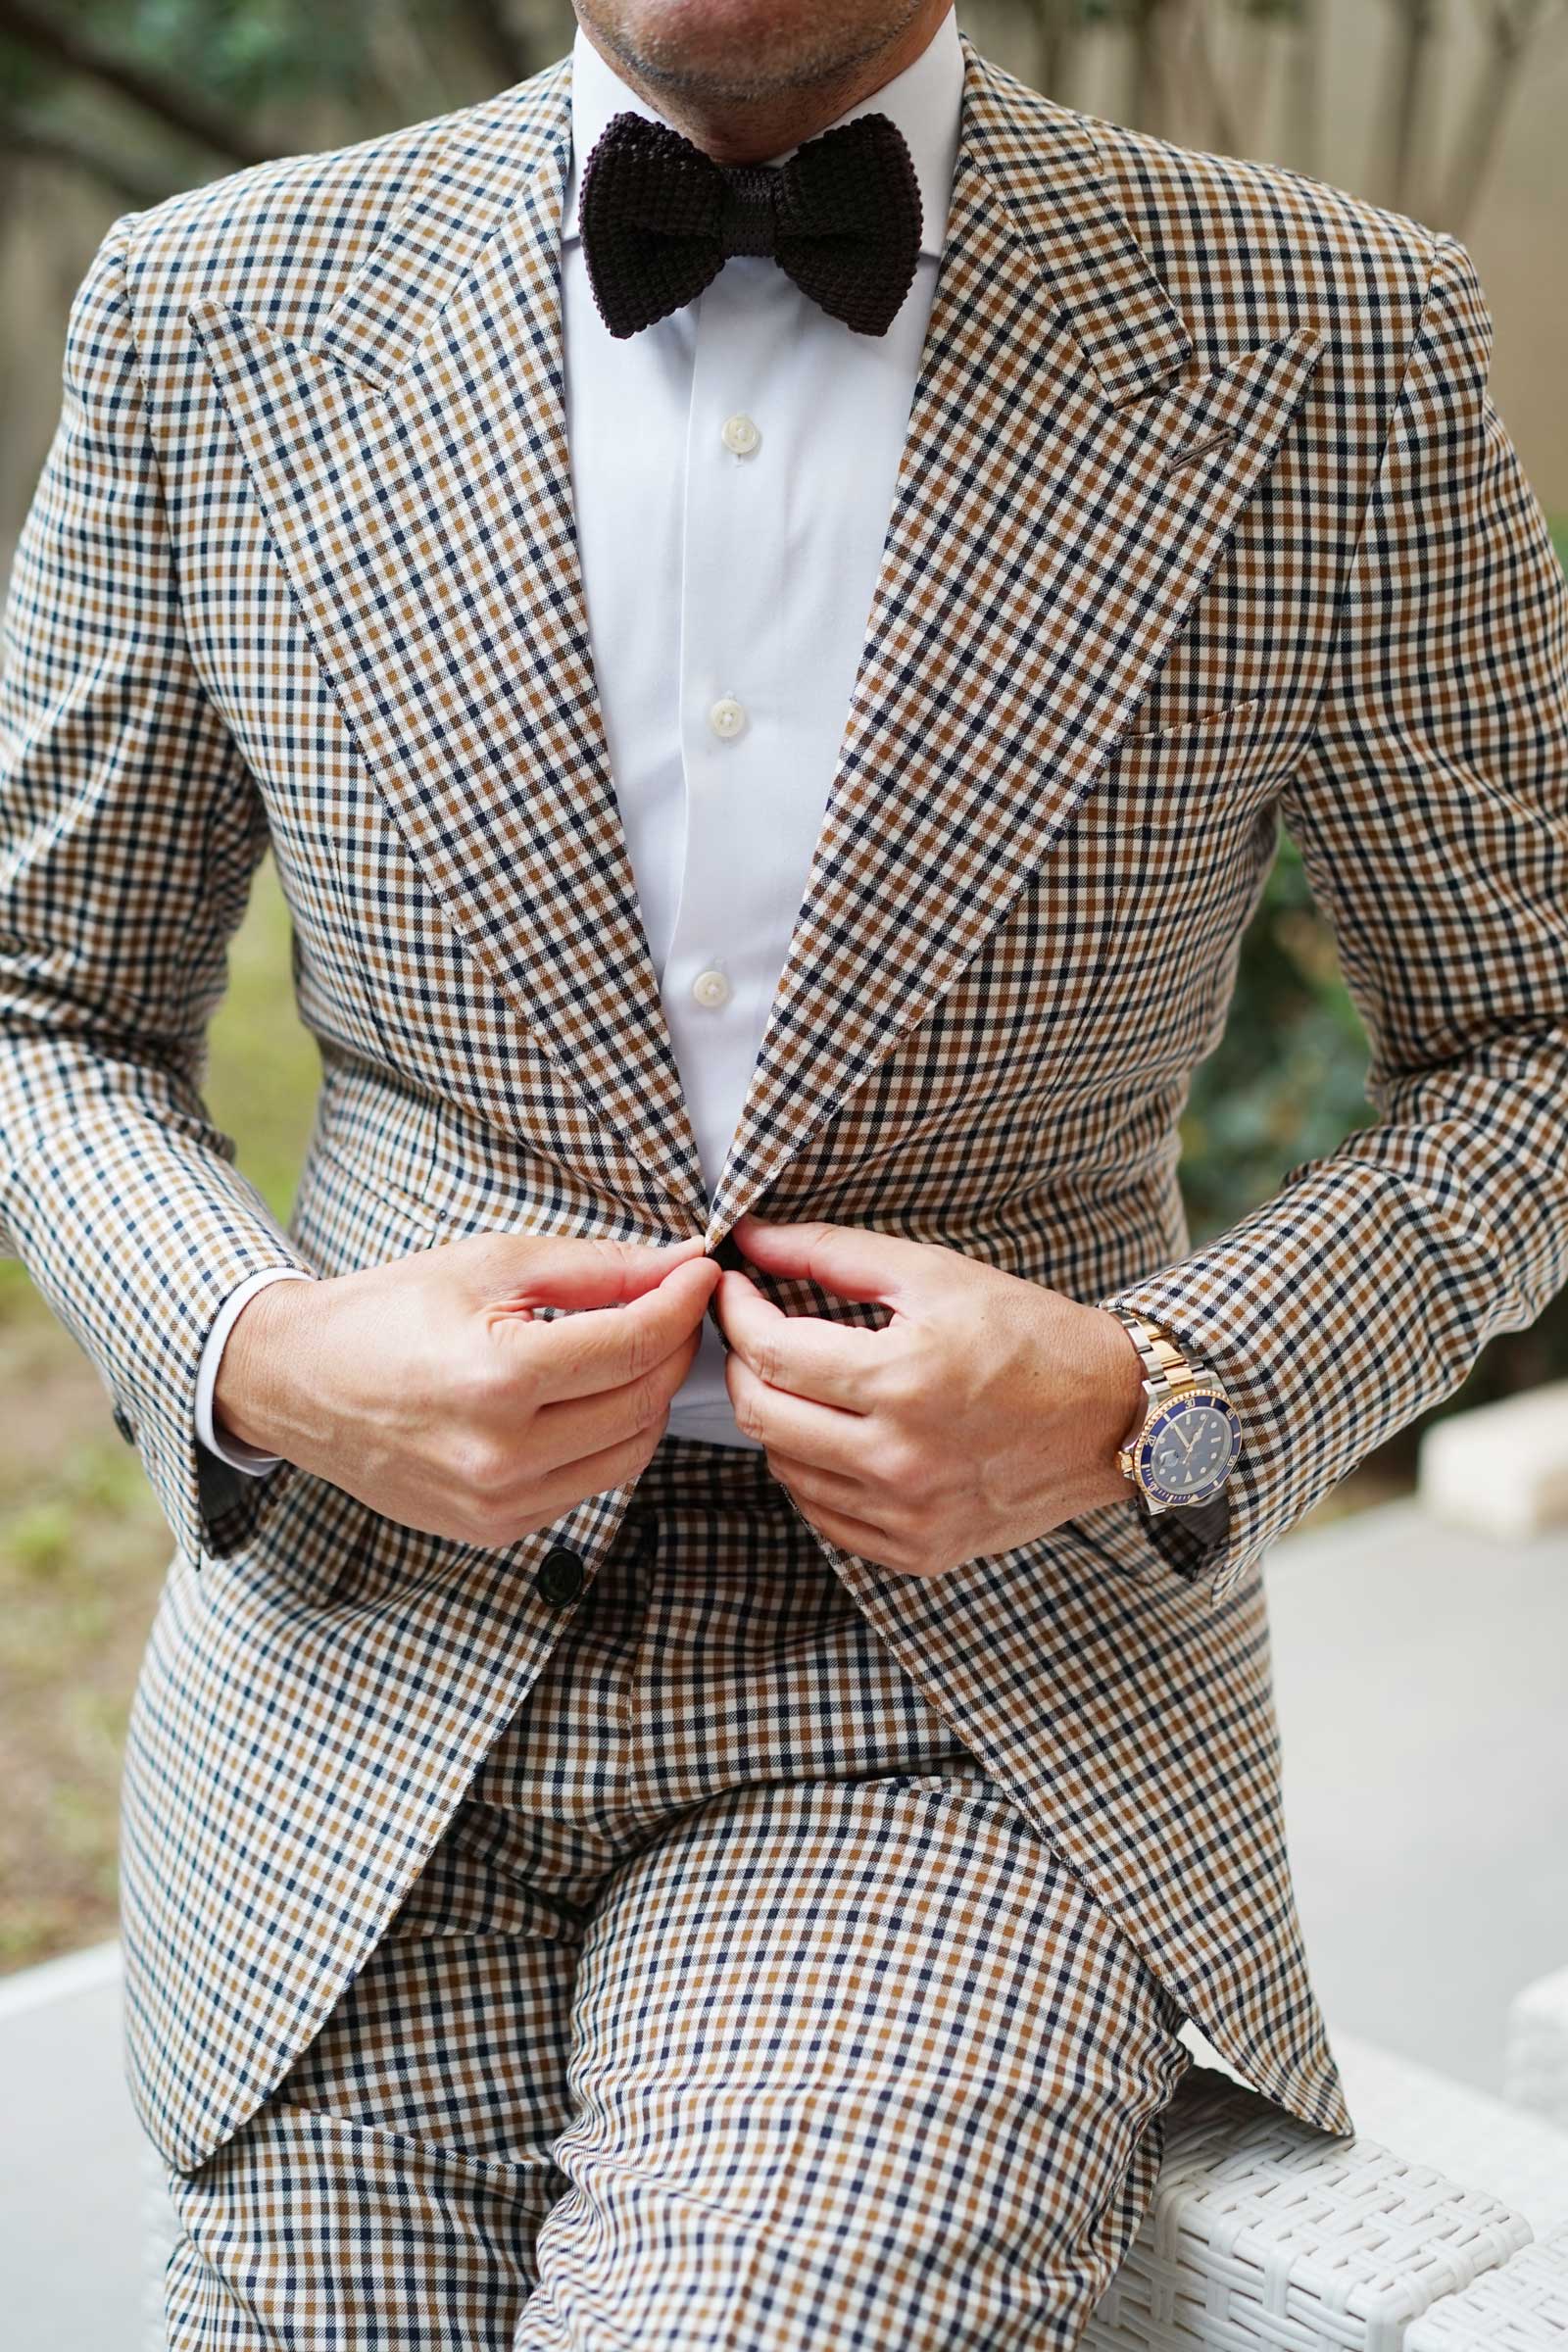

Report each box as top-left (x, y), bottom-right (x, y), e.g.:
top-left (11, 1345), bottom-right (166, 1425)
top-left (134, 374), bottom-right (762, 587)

top-left (212, 1231), bottom-right (720, 1544)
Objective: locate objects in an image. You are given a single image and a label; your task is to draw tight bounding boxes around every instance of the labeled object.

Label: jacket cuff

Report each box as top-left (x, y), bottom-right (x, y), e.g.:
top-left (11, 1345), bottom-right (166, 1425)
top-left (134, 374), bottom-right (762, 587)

top-left (1086, 1281), bottom-right (1270, 1602)
top-left (3, 1112), bottom-right (316, 1567)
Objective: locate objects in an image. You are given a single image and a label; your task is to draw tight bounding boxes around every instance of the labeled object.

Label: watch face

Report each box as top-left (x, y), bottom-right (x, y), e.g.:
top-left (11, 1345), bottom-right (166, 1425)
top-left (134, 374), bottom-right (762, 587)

top-left (1139, 1392), bottom-right (1242, 1505)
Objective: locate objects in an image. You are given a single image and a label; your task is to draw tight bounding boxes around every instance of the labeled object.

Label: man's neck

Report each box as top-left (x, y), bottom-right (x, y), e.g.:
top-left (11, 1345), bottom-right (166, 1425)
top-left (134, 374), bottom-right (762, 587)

top-left (573, 4), bottom-right (952, 166)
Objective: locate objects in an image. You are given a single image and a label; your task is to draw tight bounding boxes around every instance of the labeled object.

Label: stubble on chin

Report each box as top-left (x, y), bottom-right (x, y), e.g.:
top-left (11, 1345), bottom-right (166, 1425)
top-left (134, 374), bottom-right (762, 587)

top-left (572, 0), bottom-right (933, 110)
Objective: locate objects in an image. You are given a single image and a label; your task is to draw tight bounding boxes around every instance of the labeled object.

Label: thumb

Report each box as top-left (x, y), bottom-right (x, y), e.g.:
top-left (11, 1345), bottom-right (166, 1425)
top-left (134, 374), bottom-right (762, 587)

top-left (481, 1230), bottom-right (710, 1313)
top-left (729, 1215), bottom-right (933, 1307)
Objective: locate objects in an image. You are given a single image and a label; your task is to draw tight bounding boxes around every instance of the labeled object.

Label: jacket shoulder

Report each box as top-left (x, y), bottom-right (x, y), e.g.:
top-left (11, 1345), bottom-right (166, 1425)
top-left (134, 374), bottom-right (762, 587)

top-left (1078, 105), bottom-right (1443, 363)
top-left (114, 58), bottom-right (566, 349)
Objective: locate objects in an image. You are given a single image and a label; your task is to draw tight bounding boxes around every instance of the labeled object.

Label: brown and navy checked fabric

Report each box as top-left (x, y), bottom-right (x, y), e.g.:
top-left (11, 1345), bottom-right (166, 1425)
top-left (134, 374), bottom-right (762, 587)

top-left (161, 1439), bottom-right (1194, 2348)
top-left (2, 22), bottom-right (1566, 2178)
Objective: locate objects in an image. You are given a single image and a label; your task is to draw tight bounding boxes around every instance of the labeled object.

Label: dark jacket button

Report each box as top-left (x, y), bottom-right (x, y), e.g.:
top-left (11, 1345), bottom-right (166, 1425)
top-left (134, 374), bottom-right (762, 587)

top-left (113, 1402), bottom-right (136, 1446)
top-left (534, 1544), bottom-right (585, 1606)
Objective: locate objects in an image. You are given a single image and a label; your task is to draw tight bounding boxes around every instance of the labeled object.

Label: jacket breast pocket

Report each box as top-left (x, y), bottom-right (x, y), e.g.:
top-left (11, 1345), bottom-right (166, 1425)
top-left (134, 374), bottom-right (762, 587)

top-left (1101, 693), bottom-right (1281, 833)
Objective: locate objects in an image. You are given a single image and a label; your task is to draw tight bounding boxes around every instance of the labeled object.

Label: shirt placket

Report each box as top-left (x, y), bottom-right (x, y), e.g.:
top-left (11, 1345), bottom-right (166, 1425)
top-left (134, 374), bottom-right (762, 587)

top-left (662, 256), bottom-right (803, 1201)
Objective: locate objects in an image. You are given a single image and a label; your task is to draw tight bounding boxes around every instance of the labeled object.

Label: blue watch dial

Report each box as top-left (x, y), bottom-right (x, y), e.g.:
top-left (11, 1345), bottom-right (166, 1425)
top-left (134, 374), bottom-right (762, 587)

top-left (1137, 1391), bottom-right (1242, 1505)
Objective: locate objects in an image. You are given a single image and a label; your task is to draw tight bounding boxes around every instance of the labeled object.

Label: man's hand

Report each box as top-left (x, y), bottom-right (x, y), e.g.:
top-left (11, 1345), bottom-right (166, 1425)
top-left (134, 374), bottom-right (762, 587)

top-left (214, 1231), bottom-right (719, 1544)
top-left (716, 1215), bottom-right (1146, 1577)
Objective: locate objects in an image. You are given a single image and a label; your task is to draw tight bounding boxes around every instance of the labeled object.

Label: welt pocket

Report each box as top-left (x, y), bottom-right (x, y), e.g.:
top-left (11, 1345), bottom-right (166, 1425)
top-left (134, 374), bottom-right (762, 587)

top-left (230, 1453), bottom-right (484, 1614)
top-left (1093, 692), bottom-right (1280, 837)
top-left (1115, 692), bottom-right (1265, 750)
top-left (309, 1137), bottom-right (449, 1241)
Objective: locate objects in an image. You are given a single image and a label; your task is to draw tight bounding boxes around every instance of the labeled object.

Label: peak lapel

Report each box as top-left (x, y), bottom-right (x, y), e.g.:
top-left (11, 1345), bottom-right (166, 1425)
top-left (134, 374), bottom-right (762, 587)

top-left (705, 32), bottom-right (1323, 1247)
top-left (187, 58), bottom-right (710, 1219)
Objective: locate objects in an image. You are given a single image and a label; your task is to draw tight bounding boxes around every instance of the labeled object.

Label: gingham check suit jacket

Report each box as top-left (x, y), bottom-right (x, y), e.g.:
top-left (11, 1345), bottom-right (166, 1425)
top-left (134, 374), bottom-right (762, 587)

top-left (3, 25), bottom-right (1565, 2175)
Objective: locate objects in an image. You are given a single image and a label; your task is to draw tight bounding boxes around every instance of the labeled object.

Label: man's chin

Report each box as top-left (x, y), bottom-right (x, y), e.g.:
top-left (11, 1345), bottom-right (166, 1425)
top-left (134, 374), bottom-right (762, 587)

top-left (573, 0), bottom-right (926, 109)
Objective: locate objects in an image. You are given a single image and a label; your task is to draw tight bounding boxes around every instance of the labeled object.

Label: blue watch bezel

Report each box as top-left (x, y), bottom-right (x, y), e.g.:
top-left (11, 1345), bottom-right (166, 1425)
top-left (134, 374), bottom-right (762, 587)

top-left (1137, 1388), bottom-right (1243, 1506)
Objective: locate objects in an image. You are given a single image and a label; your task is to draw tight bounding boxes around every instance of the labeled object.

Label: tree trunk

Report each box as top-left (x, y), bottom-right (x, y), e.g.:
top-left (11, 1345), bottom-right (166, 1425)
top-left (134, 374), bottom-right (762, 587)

top-left (1030, 0), bottom-right (1083, 101)
top-left (1125, 0), bottom-right (1174, 131)
top-left (1442, 0), bottom-right (1554, 231)
top-left (1377, 0), bottom-right (1439, 213)
top-left (0, 0), bottom-right (270, 167)
top-left (1178, 0), bottom-right (1241, 156)
top-left (1285, 0), bottom-right (1324, 173)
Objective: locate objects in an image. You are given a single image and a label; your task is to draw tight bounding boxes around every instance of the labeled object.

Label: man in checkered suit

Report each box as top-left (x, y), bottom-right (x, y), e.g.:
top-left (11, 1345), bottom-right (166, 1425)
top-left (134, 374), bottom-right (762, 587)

top-left (2, 0), bottom-right (1565, 2342)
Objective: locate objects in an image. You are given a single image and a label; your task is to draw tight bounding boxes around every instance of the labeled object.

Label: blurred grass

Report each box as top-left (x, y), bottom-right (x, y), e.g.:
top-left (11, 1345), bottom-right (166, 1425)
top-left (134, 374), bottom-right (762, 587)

top-left (1, 522), bottom-right (1564, 1974)
top-left (202, 855), bottom-right (322, 1217)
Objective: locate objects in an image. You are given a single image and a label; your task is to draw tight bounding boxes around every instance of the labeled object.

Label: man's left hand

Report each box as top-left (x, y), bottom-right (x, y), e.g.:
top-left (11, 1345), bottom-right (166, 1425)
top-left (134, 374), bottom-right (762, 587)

top-left (715, 1215), bottom-right (1148, 1578)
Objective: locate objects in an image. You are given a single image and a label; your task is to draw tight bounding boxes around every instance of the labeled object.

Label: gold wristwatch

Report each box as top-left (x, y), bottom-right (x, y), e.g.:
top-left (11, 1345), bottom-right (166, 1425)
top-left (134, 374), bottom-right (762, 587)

top-left (1103, 1307), bottom-right (1243, 1513)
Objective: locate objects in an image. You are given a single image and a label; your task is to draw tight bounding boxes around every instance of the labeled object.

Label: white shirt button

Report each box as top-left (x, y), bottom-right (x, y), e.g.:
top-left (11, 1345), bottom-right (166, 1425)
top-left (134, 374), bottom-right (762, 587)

top-left (720, 412), bottom-right (761, 457)
top-left (691, 967), bottom-right (731, 1008)
top-left (709, 695), bottom-right (747, 741)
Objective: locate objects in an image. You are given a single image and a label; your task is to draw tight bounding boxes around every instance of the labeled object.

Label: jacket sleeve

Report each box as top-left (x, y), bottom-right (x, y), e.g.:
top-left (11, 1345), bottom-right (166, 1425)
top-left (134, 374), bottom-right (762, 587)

top-left (1095, 230), bottom-right (1568, 1604)
top-left (0, 214), bottom-right (317, 1566)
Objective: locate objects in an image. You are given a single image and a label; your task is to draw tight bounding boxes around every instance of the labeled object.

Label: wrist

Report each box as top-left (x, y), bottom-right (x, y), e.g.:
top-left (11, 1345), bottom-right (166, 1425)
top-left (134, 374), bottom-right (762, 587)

top-left (1081, 1306), bottom-right (1149, 1508)
top-left (213, 1275), bottom-right (322, 1456)
top-left (1093, 1304), bottom-right (1246, 1514)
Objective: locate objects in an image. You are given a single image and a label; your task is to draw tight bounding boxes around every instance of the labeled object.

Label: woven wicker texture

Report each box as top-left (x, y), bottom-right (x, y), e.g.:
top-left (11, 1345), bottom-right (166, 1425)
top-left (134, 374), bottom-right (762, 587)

top-left (1327, 2030), bottom-right (1568, 2236)
top-left (1084, 2065), bottom-right (1533, 2352)
top-left (142, 2060), bottom-right (1557, 2349)
top-left (141, 2132), bottom-right (180, 2352)
top-left (1406, 2227), bottom-right (1568, 2349)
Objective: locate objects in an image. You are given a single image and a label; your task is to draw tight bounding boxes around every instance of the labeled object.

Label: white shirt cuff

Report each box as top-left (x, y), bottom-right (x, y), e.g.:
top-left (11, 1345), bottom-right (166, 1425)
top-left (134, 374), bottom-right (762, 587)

top-left (196, 1266), bottom-right (318, 1473)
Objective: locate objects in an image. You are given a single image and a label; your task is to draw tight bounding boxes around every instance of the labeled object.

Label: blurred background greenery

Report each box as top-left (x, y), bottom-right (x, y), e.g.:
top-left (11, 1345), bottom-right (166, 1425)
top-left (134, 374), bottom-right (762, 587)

top-left (1, 0), bottom-right (1564, 1969)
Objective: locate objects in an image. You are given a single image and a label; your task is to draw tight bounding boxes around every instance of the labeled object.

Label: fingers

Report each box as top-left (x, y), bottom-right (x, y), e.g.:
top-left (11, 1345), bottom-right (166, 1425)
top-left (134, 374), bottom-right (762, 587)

top-left (730, 1215), bottom-right (938, 1305)
top-left (793, 1497), bottom-right (906, 1561)
top-left (763, 1446), bottom-right (878, 1512)
top-left (520, 1420), bottom-right (682, 1523)
top-left (714, 1266), bottom-right (881, 1410)
top-left (479, 1229), bottom-right (710, 1313)
top-left (521, 1252), bottom-right (720, 1405)
top-left (723, 1346), bottom-right (871, 1478)
top-left (531, 1302), bottom-right (707, 1463)
top-left (472, 1377), bottom-right (697, 1536)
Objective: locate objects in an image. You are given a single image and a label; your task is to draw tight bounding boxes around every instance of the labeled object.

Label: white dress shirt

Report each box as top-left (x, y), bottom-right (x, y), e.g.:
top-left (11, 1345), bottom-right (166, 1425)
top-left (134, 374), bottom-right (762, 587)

top-left (197, 6), bottom-right (965, 1472)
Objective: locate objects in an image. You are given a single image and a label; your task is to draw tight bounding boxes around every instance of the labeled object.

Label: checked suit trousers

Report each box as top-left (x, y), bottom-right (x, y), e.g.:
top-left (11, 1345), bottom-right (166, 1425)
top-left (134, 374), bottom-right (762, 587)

top-left (159, 1437), bottom-right (1195, 2349)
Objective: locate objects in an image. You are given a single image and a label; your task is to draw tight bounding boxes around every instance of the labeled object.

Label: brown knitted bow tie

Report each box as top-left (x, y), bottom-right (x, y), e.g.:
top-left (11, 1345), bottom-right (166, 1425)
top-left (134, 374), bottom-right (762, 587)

top-left (576, 108), bottom-right (923, 340)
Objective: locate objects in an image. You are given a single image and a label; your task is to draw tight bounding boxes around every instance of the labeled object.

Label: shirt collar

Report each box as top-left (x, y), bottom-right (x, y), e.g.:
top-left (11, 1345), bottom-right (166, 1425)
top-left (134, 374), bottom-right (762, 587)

top-left (560, 4), bottom-right (962, 262)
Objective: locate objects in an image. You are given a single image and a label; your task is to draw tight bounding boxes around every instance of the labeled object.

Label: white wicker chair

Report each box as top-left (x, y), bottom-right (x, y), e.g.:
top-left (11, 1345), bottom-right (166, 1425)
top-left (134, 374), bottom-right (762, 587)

top-left (1083, 2057), bottom-right (1566, 2352)
top-left (141, 2132), bottom-right (184, 2351)
top-left (1406, 2228), bottom-right (1568, 2349)
top-left (1302, 2027), bottom-right (1568, 2236)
